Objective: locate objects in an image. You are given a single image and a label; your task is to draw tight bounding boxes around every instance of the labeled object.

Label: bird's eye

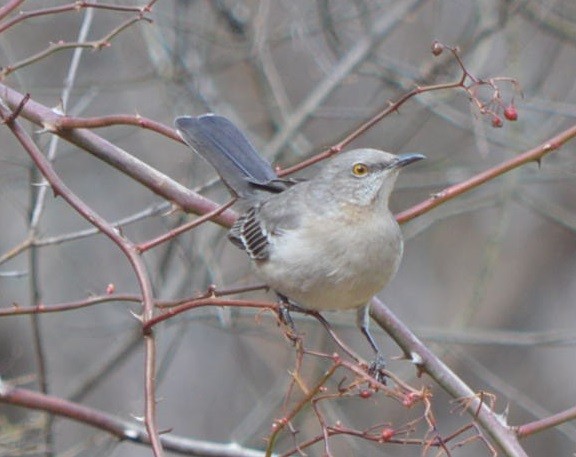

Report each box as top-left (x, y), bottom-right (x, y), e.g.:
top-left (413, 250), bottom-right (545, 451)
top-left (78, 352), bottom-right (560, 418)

top-left (352, 163), bottom-right (369, 177)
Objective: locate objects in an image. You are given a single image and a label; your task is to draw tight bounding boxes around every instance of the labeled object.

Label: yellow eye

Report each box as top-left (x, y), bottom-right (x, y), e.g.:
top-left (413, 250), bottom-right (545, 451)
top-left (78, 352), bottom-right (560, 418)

top-left (352, 163), bottom-right (369, 177)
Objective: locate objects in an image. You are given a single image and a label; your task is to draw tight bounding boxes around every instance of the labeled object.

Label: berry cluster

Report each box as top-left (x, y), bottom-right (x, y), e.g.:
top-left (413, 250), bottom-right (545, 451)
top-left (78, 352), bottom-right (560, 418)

top-left (431, 41), bottom-right (520, 129)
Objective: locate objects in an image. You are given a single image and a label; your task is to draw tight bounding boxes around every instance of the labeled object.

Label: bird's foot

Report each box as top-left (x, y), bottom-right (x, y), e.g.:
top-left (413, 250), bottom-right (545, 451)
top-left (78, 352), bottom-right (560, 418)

top-left (367, 353), bottom-right (387, 385)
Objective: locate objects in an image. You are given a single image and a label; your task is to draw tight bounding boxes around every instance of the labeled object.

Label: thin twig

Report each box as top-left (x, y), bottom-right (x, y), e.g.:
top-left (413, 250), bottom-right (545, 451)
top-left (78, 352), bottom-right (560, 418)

top-left (0, 294), bottom-right (143, 317)
top-left (515, 406), bottom-right (576, 439)
top-left (138, 199), bottom-right (236, 252)
top-left (144, 297), bottom-right (276, 332)
top-left (0, 1), bottom-right (149, 34)
top-left (1, 15), bottom-right (151, 79)
top-left (54, 113), bottom-right (182, 141)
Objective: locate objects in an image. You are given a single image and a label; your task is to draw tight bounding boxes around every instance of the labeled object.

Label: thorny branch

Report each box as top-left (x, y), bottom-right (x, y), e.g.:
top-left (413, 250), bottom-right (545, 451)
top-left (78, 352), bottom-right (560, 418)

top-left (0, 14), bottom-right (152, 79)
top-left (0, 14), bottom-right (574, 454)
top-left (278, 44), bottom-right (521, 176)
top-left (0, 102), bottom-right (166, 457)
top-left (0, 378), bottom-right (267, 457)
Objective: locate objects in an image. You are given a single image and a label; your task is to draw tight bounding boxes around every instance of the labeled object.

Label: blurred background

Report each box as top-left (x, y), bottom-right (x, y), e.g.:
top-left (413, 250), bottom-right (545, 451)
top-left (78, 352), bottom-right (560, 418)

top-left (1, 0), bottom-right (576, 455)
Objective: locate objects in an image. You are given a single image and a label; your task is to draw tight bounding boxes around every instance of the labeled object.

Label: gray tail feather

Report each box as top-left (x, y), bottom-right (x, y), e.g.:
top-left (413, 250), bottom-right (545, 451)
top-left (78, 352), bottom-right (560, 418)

top-left (175, 114), bottom-right (278, 197)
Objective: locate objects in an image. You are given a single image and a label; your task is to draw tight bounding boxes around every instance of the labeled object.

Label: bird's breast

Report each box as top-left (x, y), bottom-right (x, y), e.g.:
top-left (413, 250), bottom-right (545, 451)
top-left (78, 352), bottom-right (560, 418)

top-left (254, 210), bottom-right (403, 311)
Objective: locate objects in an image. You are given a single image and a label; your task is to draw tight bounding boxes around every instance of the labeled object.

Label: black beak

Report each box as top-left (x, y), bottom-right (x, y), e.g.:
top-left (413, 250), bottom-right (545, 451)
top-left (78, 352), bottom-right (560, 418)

top-left (392, 153), bottom-right (426, 168)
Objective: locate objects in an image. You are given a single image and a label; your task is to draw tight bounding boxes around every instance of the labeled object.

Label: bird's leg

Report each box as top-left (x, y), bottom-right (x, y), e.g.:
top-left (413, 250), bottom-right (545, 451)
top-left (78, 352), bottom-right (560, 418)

top-left (276, 292), bottom-right (294, 326)
top-left (277, 297), bottom-right (362, 361)
top-left (276, 293), bottom-right (304, 343)
top-left (357, 305), bottom-right (387, 383)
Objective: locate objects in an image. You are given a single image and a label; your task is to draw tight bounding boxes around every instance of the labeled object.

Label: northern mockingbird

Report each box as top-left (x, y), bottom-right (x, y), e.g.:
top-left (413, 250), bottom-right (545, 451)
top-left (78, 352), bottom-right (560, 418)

top-left (175, 114), bottom-right (424, 369)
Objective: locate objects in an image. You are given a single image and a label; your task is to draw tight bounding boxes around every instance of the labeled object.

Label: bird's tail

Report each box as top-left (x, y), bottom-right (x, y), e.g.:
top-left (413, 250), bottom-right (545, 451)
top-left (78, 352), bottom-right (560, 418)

top-left (175, 114), bottom-right (278, 198)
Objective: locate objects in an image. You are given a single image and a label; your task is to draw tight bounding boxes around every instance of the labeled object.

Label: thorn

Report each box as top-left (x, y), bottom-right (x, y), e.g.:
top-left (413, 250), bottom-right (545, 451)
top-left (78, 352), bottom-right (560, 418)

top-left (130, 414), bottom-right (145, 422)
top-left (129, 309), bottom-right (144, 322)
top-left (51, 102), bottom-right (65, 116)
top-left (162, 204), bottom-right (179, 217)
top-left (30, 180), bottom-right (49, 188)
top-left (410, 351), bottom-right (424, 366)
top-left (410, 351), bottom-right (425, 378)
top-left (498, 403), bottom-right (510, 424)
top-left (37, 123), bottom-right (55, 134)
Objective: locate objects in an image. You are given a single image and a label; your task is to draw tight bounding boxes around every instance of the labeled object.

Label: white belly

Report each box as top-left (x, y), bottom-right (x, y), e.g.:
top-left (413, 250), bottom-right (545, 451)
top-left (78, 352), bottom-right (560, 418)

top-left (254, 212), bottom-right (403, 311)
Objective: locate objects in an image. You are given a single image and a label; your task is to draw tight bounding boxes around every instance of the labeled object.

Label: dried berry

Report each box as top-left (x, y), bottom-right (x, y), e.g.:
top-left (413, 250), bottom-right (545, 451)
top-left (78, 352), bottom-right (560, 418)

top-left (491, 115), bottom-right (503, 128)
top-left (431, 40), bottom-right (444, 56)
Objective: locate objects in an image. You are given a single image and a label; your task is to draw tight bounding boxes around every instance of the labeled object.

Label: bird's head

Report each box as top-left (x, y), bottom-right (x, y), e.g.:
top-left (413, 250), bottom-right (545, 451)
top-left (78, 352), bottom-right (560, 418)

top-left (316, 148), bottom-right (425, 208)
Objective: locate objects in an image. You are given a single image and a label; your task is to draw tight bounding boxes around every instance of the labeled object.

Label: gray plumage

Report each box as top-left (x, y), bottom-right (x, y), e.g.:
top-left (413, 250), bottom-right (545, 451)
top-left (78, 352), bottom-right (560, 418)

top-left (176, 113), bottom-right (424, 355)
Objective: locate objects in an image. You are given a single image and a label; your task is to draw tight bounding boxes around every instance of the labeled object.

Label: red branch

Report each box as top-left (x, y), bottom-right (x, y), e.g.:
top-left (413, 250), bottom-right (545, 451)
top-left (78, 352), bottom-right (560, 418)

top-left (0, 294), bottom-right (142, 316)
top-left (396, 123), bottom-right (576, 223)
top-left (515, 405), bottom-right (576, 439)
top-left (0, 83), bottom-right (238, 227)
top-left (0, 380), bottom-right (266, 457)
top-left (0, 104), bottom-right (166, 457)
top-left (0, 0), bottom-right (24, 22)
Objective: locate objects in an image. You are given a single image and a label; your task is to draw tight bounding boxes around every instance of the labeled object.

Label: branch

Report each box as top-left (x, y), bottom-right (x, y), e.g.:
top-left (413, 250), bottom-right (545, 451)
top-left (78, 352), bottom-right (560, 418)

top-left (515, 406), bottom-right (576, 439)
top-left (0, 10), bottom-right (152, 78)
top-left (0, 378), bottom-right (269, 457)
top-left (0, 284), bottom-right (270, 317)
top-left (369, 298), bottom-right (528, 457)
top-left (0, 294), bottom-right (143, 317)
top-left (0, 1), bottom-right (149, 34)
top-left (0, 0), bottom-right (24, 22)
top-left (0, 102), bottom-right (165, 457)
top-left (263, 0), bottom-right (427, 159)
top-left (0, 84), bottom-right (238, 227)
top-left (137, 199), bottom-right (236, 252)
top-left (396, 123), bottom-right (576, 223)
top-left (143, 297), bottom-right (275, 332)
top-left (52, 113), bottom-right (181, 139)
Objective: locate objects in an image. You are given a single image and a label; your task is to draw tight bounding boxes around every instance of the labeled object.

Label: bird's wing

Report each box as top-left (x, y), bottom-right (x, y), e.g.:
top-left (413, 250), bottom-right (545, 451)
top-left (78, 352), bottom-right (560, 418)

top-left (228, 184), bottom-right (306, 260)
top-left (229, 206), bottom-right (270, 260)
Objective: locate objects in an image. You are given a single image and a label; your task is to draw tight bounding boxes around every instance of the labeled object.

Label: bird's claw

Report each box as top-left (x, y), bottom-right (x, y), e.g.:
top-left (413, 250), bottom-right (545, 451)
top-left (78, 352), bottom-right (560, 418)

top-left (367, 354), bottom-right (387, 384)
top-left (276, 294), bottom-right (303, 345)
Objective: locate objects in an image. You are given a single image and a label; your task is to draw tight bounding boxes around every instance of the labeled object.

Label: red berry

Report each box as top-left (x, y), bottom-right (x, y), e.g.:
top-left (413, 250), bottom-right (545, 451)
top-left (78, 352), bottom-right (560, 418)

top-left (359, 389), bottom-right (372, 399)
top-left (381, 428), bottom-right (395, 442)
top-left (504, 104), bottom-right (518, 121)
top-left (491, 115), bottom-right (503, 128)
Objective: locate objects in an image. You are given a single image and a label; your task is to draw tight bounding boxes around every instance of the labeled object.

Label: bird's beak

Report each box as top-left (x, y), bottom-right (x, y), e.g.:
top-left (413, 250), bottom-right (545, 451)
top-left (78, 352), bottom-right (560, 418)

top-left (392, 153), bottom-right (426, 168)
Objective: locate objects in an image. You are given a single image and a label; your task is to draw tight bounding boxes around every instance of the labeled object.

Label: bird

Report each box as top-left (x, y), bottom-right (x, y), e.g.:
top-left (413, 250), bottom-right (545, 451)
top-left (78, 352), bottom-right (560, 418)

top-left (175, 114), bottom-right (424, 373)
